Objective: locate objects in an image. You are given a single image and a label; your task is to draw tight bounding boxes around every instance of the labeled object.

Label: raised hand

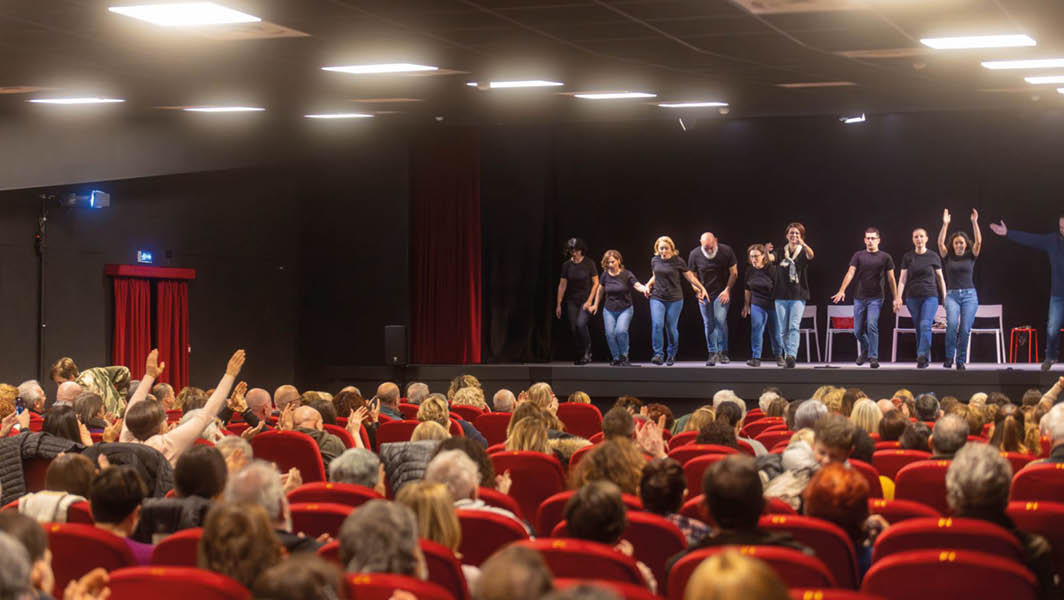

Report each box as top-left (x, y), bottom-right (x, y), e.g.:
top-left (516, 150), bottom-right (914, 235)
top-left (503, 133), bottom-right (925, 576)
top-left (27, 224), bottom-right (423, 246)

top-left (102, 418), bottom-right (123, 443)
top-left (227, 381), bottom-right (248, 413)
top-left (63, 568), bottom-right (109, 600)
top-left (144, 349), bottom-right (165, 379)
top-left (0, 411), bottom-right (18, 438)
top-left (970, 208), bottom-right (979, 222)
top-left (241, 420), bottom-right (265, 440)
top-left (495, 469), bottom-right (512, 495)
top-left (226, 349), bottom-right (246, 377)
top-left (942, 208), bottom-right (951, 225)
top-left (347, 407), bottom-right (369, 432)
top-left (78, 418), bottom-right (93, 446)
top-left (279, 402), bottom-right (295, 431)
top-left (989, 220), bottom-right (1007, 236)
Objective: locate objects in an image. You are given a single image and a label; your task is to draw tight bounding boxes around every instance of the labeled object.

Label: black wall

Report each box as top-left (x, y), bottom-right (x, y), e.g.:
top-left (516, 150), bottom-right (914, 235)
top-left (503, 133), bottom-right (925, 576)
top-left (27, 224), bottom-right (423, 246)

top-left (482, 109), bottom-right (1064, 364)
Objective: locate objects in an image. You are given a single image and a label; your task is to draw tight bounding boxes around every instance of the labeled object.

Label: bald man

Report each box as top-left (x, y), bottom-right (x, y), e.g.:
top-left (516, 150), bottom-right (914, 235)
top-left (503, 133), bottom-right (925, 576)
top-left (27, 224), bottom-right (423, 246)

top-left (55, 381), bottom-right (83, 407)
top-left (688, 232), bottom-right (738, 366)
top-left (876, 399), bottom-right (896, 416)
top-left (376, 382), bottom-right (403, 420)
top-left (273, 385), bottom-right (299, 413)
top-left (292, 406), bottom-right (345, 467)
top-left (246, 388), bottom-right (274, 422)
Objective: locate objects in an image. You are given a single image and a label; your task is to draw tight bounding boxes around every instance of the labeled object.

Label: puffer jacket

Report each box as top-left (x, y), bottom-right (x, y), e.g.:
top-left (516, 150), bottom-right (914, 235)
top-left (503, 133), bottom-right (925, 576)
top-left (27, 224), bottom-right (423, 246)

top-left (81, 442), bottom-right (174, 498)
top-left (0, 432), bottom-right (84, 506)
top-left (379, 440), bottom-right (441, 495)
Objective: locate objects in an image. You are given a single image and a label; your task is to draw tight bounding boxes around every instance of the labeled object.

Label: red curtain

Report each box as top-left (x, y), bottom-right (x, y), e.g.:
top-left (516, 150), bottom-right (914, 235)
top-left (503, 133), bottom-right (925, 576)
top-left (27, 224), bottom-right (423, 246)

top-left (156, 280), bottom-right (190, 390)
top-left (112, 278), bottom-right (151, 379)
top-left (410, 127), bottom-right (482, 363)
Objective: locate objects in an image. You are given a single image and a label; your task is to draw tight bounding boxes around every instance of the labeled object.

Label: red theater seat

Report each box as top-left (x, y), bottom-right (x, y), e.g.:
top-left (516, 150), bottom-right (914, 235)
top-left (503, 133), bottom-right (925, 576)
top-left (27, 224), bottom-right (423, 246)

top-left (790, 589), bottom-right (886, 600)
top-left (682, 454), bottom-right (732, 500)
top-left (760, 515), bottom-right (858, 589)
top-left (375, 420), bottom-right (421, 447)
top-left (398, 403), bottom-right (419, 419)
top-left (288, 502), bottom-right (353, 538)
top-left (344, 573), bottom-right (453, 600)
top-left (109, 566), bottom-right (249, 600)
top-left (552, 511), bottom-right (685, 587)
top-left (23, 457), bottom-right (51, 493)
top-left (1001, 452), bottom-right (1035, 474)
top-left (849, 460), bottom-right (884, 498)
top-left (742, 408), bottom-right (765, 425)
top-left (894, 460), bottom-right (951, 515)
top-left (743, 417), bottom-right (785, 438)
top-left (568, 443), bottom-right (597, 469)
top-left (451, 405), bottom-right (485, 422)
top-left (474, 413), bottom-right (512, 446)
top-left (861, 549), bottom-right (1037, 600)
top-left (457, 509), bottom-right (530, 566)
top-left (66, 501), bottom-right (94, 524)
top-left (874, 441), bottom-right (901, 451)
top-left (1011, 463), bottom-right (1064, 502)
top-left (668, 431), bottom-right (698, 450)
top-left (47, 523), bottom-right (135, 593)
top-left (489, 451), bottom-right (566, 524)
top-left (872, 517), bottom-right (1023, 564)
top-left (537, 490), bottom-right (643, 536)
top-left (287, 482), bottom-right (383, 508)
top-left (476, 486), bottom-right (525, 521)
top-left (249, 430), bottom-right (327, 482)
top-left (317, 539), bottom-right (340, 565)
top-left (557, 403), bottom-right (603, 439)
top-left (668, 546), bottom-right (835, 600)
top-left (151, 528), bottom-right (203, 566)
top-left (514, 539), bottom-right (646, 587)
top-left (420, 538), bottom-right (471, 600)
top-left (756, 430), bottom-right (795, 450)
top-left (323, 424), bottom-right (356, 449)
top-left (667, 444), bottom-right (738, 466)
top-left (555, 579), bottom-right (659, 600)
top-left (872, 449), bottom-right (931, 481)
top-left (1007, 501), bottom-right (1064, 573)
top-left (867, 498), bottom-right (940, 524)
top-left (680, 494), bottom-right (795, 525)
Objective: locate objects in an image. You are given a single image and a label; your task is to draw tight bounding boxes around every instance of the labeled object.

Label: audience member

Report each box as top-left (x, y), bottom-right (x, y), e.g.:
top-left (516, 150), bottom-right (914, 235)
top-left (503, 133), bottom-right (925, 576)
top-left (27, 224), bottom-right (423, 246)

top-left (215, 436), bottom-right (253, 473)
top-left (0, 512), bottom-right (52, 598)
top-left (568, 391), bottom-right (591, 404)
top-left (878, 409), bottom-right (908, 441)
top-left (412, 420), bottom-right (451, 442)
top-left (765, 397), bottom-right (787, 418)
top-left (199, 502), bottom-right (283, 589)
top-left (291, 406), bottom-right (345, 466)
top-left (803, 463), bottom-right (883, 578)
top-left (89, 466), bottom-right (154, 565)
top-left (682, 549), bottom-right (789, 600)
top-left (225, 460), bottom-right (321, 553)
top-left (568, 438), bottom-right (645, 495)
top-left (601, 407), bottom-right (635, 440)
top-left (407, 382), bottom-right (430, 405)
top-left (330, 448), bottom-right (386, 495)
top-left (695, 420), bottom-right (738, 448)
top-left (42, 405), bottom-right (91, 445)
top-left (812, 414), bottom-right (857, 466)
top-left (899, 422), bottom-right (932, 452)
top-left (177, 386), bottom-right (208, 413)
top-left (474, 545), bottom-right (554, 600)
top-left (683, 406), bottom-right (716, 433)
top-left (151, 382), bottom-right (176, 410)
top-left (715, 401), bottom-right (766, 455)
top-left (0, 531), bottom-right (32, 600)
top-left (1037, 403), bottom-right (1064, 463)
top-left (18, 453), bottom-right (94, 522)
top-left (930, 414), bottom-right (969, 459)
top-left (989, 403), bottom-right (1029, 454)
top-left (453, 386), bottom-right (488, 410)
top-left (74, 392), bottom-right (107, 432)
top-left (55, 381), bottom-right (83, 407)
top-left (564, 481), bottom-right (657, 592)
top-left (639, 458), bottom-right (710, 545)
top-left (376, 382), bottom-right (404, 420)
top-left (850, 398), bottom-right (882, 434)
top-left (794, 400), bottom-right (828, 430)
top-left (447, 375), bottom-right (483, 402)
top-left (492, 389), bottom-right (516, 413)
top-left (252, 554), bottom-right (344, 600)
top-left (425, 449), bottom-right (525, 530)
top-left (506, 416), bottom-right (550, 453)
top-left (17, 380), bottom-right (46, 415)
top-left (337, 499), bottom-right (426, 578)
top-left (49, 357), bottom-right (130, 415)
top-left (133, 446), bottom-right (223, 543)
top-left (915, 393), bottom-right (942, 422)
top-left (396, 480), bottom-right (481, 587)
top-left (274, 385), bottom-right (300, 413)
top-left (645, 403), bottom-right (675, 431)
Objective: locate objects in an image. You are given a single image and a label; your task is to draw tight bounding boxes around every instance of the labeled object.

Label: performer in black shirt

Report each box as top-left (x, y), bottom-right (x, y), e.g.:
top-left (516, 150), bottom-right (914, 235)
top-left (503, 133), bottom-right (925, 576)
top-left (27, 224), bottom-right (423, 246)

top-left (645, 236), bottom-right (709, 366)
top-left (897, 228), bottom-right (947, 368)
top-left (831, 228), bottom-right (900, 368)
top-left (591, 249), bottom-right (647, 366)
top-left (938, 209), bottom-right (982, 370)
top-left (688, 232), bottom-right (738, 366)
top-left (740, 244), bottom-right (780, 367)
top-left (555, 238), bottom-right (599, 365)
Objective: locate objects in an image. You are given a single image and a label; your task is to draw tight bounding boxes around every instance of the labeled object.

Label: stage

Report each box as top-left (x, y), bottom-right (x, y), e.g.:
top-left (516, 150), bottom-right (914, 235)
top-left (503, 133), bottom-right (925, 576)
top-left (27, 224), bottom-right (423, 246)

top-left (324, 361), bottom-right (1057, 414)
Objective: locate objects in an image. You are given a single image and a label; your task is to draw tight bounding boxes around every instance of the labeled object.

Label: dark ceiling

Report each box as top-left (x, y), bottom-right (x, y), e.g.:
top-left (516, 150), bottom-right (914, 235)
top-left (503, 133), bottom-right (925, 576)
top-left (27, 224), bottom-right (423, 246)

top-left (2, 0), bottom-right (1063, 123)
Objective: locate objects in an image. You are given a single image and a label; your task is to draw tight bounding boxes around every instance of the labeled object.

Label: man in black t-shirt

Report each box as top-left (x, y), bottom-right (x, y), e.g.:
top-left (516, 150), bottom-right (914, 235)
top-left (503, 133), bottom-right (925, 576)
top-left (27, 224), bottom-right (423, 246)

top-left (688, 232), bottom-right (738, 366)
top-left (831, 227), bottom-right (900, 368)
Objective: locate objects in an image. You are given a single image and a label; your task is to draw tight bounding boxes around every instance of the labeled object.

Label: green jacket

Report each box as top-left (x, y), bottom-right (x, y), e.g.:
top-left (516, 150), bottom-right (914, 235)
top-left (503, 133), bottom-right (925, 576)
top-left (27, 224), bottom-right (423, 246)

top-left (76, 366), bottom-right (130, 415)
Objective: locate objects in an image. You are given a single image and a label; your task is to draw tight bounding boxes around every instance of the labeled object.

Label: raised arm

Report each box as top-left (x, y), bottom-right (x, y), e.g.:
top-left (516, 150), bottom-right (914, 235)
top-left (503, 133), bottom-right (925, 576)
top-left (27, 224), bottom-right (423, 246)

top-left (938, 209), bottom-right (950, 258)
top-left (970, 209), bottom-right (982, 256)
top-left (120, 349), bottom-right (164, 442)
top-left (831, 266), bottom-right (857, 303)
top-left (159, 350), bottom-right (245, 455)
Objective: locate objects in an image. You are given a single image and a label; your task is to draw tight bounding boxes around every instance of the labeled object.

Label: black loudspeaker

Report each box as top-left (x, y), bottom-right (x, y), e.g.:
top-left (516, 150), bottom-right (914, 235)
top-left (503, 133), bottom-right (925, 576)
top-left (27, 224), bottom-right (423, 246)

top-left (385, 325), bottom-right (408, 366)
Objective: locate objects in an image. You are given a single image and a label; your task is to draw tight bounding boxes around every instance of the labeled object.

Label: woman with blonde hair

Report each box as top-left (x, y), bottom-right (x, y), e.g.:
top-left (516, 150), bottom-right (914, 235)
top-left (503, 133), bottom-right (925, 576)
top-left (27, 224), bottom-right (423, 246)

top-left (452, 386), bottom-right (487, 410)
top-left (525, 383), bottom-right (566, 432)
top-left (850, 398), bottom-right (882, 435)
top-left (505, 417), bottom-right (550, 454)
top-left (645, 235), bottom-right (709, 366)
top-left (567, 391), bottom-right (591, 404)
top-left (568, 439), bottom-right (646, 495)
top-left (447, 375), bottom-right (482, 401)
top-left (988, 403), bottom-right (1029, 454)
top-left (684, 548), bottom-right (789, 600)
top-left (684, 406), bottom-right (716, 433)
top-left (395, 481), bottom-right (481, 587)
top-left (411, 421), bottom-right (451, 442)
top-left (417, 396), bottom-right (450, 426)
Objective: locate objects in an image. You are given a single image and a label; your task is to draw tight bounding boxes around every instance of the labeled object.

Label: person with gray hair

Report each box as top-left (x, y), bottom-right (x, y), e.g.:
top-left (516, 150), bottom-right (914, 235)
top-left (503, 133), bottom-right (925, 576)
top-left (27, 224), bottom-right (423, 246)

top-left (329, 448), bottom-right (385, 496)
top-left (224, 459), bottom-right (321, 554)
top-left (214, 436), bottom-right (253, 473)
top-left (406, 382), bottom-right (430, 405)
top-left (16, 381), bottom-right (45, 414)
top-left (794, 400), bottom-right (828, 430)
top-left (712, 390), bottom-right (746, 418)
top-left (758, 390), bottom-right (782, 414)
top-left (492, 389), bottom-right (516, 413)
top-left (425, 450), bottom-right (527, 531)
top-left (929, 414), bottom-right (968, 459)
top-left (0, 530), bottom-right (31, 600)
top-left (946, 443), bottom-right (1058, 596)
top-left (151, 382), bottom-right (175, 409)
top-left (1037, 402), bottom-right (1064, 464)
top-left (337, 500), bottom-right (426, 579)
top-left (915, 393), bottom-right (941, 422)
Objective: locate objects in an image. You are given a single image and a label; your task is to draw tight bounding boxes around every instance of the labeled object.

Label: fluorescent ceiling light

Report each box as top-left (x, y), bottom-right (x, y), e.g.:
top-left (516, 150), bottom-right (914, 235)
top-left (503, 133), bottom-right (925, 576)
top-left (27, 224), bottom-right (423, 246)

top-left (776, 81), bottom-right (856, 88)
top-left (982, 58), bottom-right (1064, 70)
top-left (1025, 75), bottom-right (1064, 84)
top-left (108, 3), bottom-right (260, 26)
top-left (322, 63), bottom-right (437, 75)
top-left (304, 113), bottom-right (374, 119)
top-left (489, 80), bottom-right (564, 89)
top-left (840, 113), bottom-right (866, 124)
top-left (1058, 88), bottom-right (1064, 95)
top-left (658, 101), bottom-right (728, 108)
top-left (183, 106), bottom-right (264, 112)
top-left (29, 97), bottom-right (125, 104)
top-left (920, 34), bottom-right (1035, 50)
top-left (573, 92), bottom-right (656, 100)
top-left (466, 82), bottom-right (479, 87)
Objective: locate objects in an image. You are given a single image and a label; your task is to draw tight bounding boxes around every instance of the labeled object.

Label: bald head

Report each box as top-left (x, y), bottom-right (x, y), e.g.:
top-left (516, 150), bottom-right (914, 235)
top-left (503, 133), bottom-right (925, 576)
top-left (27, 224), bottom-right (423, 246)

top-left (700, 232), bottom-right (717, 252)
top-left (340, 385), bottom-right (361, 397)
top-left (56, 381), bottom-right (83, 406)
top-left (877, 399), bottom-right (896, 415)
top-left (377, 382), bottom-right (400, 408)
top-left (273, 385), bottom-right (299, 411)
top-left (293, 406), bottom-right (323, 431)
top-left (246, 388), bottom-right (272, 421)
top-left (493, 389), bottom-right (516, 413)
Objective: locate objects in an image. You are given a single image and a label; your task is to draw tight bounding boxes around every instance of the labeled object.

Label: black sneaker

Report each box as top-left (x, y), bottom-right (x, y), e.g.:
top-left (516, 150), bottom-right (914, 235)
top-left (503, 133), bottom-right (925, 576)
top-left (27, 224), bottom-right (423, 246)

top-left (776, 356), bottom-right (786, 367)
top-left (917, 356), bottom-right (928, 369)
top-left (609, 358), bottom-right (620, 366)
top-left (943, 360), bottom-right (952, 369)
top-left (651, 354), bottom-right (664, 365)
top-left (619, 356), bottom-right (632, 367)
top-left (705, 353), bottom-right (717, 367)
top-left (870, 358), bottom-right (880, 369)
top-left (1042, 360), bottom-right (1056, 372)
top-left (856, 352), bottom-right (867, 366)
top-left (785, 356), bottom-right (796, 369)
top-left (573, 357), bottom-right (586, 365)
top-left (956, 362), bottom-right (966, 370)
top-left (747, 359), bottom-right (761, 367)
top-left (719, 354), bottom-right (730, 364)
top-left (666, 355), bottom-right (676, 366)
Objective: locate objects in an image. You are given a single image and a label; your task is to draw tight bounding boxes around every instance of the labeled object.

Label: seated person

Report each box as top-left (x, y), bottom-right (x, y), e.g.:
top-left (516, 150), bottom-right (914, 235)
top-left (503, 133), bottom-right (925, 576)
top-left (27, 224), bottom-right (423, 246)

top-left (878, 409), bottom-right (908, 442)
top-left (696, 420), bottom-right (739, 449)
top-left (411, 421), bottom-right (451, 442)
top-left (666, 455), bottom-right (809, 574)
top-left (601, 407), bottom-right (634, 441)
top-left (563, 481), bottom-right (657, 593)
top-left (225, 460), bottom-right (323, 553)
top-left (18, 453), bottom-right (94, 523)
top-left (291, 406), bottom-right (345, 467)
top-left (0, 512), bottom-right (54, 598)
top-left (253, 554), bottom-right (344, 600)
top-left (420, 394), bottom-right (488, 447)
top-left (199, 502), bottom-right (283, 588)
top-left (132, 445), bottom-right (226, 543)
top-left (88, 466), bottom-right (154, 565)
top-left (42, 405), bottom-right (92, 446)
top-left (930, 414), bottom-right (969, 460)
top-left (215, 436), bottom-right (253, 474)
top-left (568, 438), bottom-right (645, 496)
top-left (425, 449), bottom-right (526, 532)
top-left (683, 548), bottom-right (789, 600)
top-left (639, 458), bottom-right (710, 545)
top-left (308, 398), bottom-right (338, 426)
top-left (898, 422), bottom-right (932, 452)
top-left (492, 389), bottom-right (516, 413)
top-left (337, 499), bottom-right (427, 578)
top-left (474, 545), bottom-right (554, 600)
top-left (715, 401), bottom-right (767, 455)
top-left (396, 480), bottom-right (481, 588)
top-left (803, 463), bottom-right (884, 579)
top-left (915, 393), bottom-right (942, 422)
top-left (73, 392), bottom-right (108, 432)
top-left (812, 414), bottom-right (857, 467)
top-left (0, 531), bottom-right (32, 600)
top-left (329, 448), bottom-right (387, 496)
top-left (433, 437), bottom-right (508, 492)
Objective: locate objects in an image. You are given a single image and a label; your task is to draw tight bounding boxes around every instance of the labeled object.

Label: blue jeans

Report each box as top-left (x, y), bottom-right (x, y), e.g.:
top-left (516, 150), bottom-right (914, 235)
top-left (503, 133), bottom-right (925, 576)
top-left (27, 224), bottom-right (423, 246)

top-left (905, 296), bottom-right (939, 359)
top-left (774, 300), bottom-right (804, 358)
top-left (1048, 296), bottom-right (1064, 360)
top-left (945, 288), bottom-right (978, 364)
top-left (750, 305), bottom-right (781, 359)
top-left (603, 306), bottom-right (634, 360)
top-left (650, 298), bottom-right (683, 358)
top-left (698, 296), bottom-right (729, 355)
top-left (853, 298), bottom-right (883, 359)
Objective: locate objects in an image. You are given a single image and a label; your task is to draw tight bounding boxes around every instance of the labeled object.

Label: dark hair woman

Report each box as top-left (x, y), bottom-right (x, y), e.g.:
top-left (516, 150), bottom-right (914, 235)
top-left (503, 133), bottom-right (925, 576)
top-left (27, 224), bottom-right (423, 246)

top-left (556, 238), bottom-right (599, 365)
top-left (938, 208), bottom-right (982, 370)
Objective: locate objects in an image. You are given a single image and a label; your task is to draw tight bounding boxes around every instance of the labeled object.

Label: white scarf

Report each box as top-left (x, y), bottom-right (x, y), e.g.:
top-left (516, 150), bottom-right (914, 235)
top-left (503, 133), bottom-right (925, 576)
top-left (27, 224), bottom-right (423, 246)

top-left (781, 244), bottom-right (803, 284)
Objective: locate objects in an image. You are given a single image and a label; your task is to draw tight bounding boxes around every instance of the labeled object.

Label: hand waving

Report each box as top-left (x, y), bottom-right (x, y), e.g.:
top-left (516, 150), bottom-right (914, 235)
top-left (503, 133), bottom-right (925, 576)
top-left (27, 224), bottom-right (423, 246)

top-left (144, 349), bottom-right (165, 379)
top-left (227, 381), bottom-right (248, 413)
top-left (989, 220), bottom-right (1007, 236)
top-left (226, 349), bottom-right (246, 377)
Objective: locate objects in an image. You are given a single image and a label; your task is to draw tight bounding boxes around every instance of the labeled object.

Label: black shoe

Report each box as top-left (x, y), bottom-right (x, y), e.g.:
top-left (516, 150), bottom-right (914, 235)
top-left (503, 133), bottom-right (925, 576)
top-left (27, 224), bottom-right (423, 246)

top-left (917, 356), bottom-right (928, 369)
top-left (943, 360), bottom-right (952, 369)
top-left (956, 362), bottom-right (966, 370)
top-left (666, 355), bottom-right (676, 366)
top-left (785, 356), bottom-right (796, 369)
top-left (573, 357), bottom-right (586, 365)
top-left (619, 356), bottom-right (632, 367)
top-left (870, 358), bottom-right (880, 368)
top-left (651, 354), bottom-right (664, 365)
top-left (705, 353), bottom-right (717, 367)
top-left (609, 358), bottom-right (620, 366)
top-left (719, 354), bottom-right (730, 364)
top-left (856, 353), bottom-right (867, 366)
top-left (776, 356), bottom-right (786, 367)
top-left (1042, 360), bottom-right (1056, 372)
top-left (747, 359), bottom-right (761, 367)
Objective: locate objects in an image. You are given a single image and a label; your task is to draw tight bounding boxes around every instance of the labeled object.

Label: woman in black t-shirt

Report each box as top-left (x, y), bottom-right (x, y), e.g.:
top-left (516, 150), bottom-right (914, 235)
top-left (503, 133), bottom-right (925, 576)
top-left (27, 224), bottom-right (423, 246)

top-left (740, 244), bottom-right (780, 367)
top-left (644, 236), bottom-right (709, 366)
top-left (897, 228), bottom-right (947, 369)
top-left (937, 208), bottom-right (982, 370)
top-left (555, 238), bottom-right (599, 365)
top-left (591, 249), bottom-right (647, 366)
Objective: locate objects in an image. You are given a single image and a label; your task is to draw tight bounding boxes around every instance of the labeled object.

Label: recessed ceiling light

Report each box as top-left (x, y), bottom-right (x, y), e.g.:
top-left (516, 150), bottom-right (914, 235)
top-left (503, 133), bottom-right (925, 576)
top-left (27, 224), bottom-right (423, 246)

top-left (840, 113), bottom-right (866, 124)
top-left (920, 34), bottom-right (1035, 50)
top-left (466, 82), bottom-right (479, 87)
top-left (322, 63), bottom-right (438, 75)
top-left (658, 101), bottom-right (728, 108)
top-left (29, 97), bottom-right (125, 104)
top-left (304, 113), bottom-right (374, 119)
top-left (183, 106), bottom-right (264, 112)
top-left (1025, 75), bottom-right (1064, 84)
top-left (489, 80), bottom-right (564, 89)
top-left (982, 58), bottom-right (1064, 70)
top-left (1058, 88), bottom-right (1064, 95)
top-left (108, 3), bottom-right (260, 26)
top-left (775, 81), bottom-right (856, 88)
top-left (573, 92), bottom-right (656, 100)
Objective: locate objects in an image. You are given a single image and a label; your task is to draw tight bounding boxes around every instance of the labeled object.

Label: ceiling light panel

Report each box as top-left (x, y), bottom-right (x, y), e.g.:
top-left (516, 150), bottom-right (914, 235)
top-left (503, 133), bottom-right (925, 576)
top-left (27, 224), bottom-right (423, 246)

top-left (489, 80), bottom-right (564, 88)
top-left (1025, 75), bottom-right (1064, 84)
top-left (108, 3), bottom-right (260, 26)
top-left (183, 106), bottom-right (264, 112)
top-left (776, 81), bottom-right (856, 88)
top-left (305, 113), bottom-right (374, 119)
top-left (982, 58), bottom-right (1064, 70)
top-left (29, 97), bottom-right (125, 104)
top-left (921, 34), bottom-right (1035, 49)
top-left (573, 92), bottom-right (656, 100)
top-left (322, 63), bottom-right (437, 74)
top-left (658, 102), bottom-right (728, 108)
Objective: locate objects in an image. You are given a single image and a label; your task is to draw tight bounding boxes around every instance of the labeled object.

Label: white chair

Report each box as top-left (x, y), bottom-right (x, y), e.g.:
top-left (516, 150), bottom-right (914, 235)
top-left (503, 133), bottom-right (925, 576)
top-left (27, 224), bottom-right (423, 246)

top-left (825, 305), bottom-right (855, 363)
top-left (798, 304), bottom-right (822, 362)
top-left (965, 304), bottom-right (1005, 364)
top-left (891, 304), bottom-right (947, 362)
